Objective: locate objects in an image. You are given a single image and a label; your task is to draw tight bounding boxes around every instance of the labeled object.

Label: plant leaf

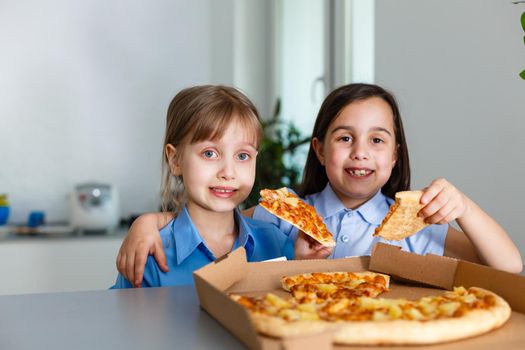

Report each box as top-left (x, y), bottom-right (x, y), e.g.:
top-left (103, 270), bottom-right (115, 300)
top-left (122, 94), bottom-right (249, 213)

top-left (522, 12), bottom-right (525, 32)
top-left (520, 69), bottom-right (525, 80)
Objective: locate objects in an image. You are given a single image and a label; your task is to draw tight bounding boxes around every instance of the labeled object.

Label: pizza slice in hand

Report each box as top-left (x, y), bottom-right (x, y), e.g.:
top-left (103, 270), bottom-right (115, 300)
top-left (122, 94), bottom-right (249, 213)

top-left (373, 190), bottom-right (429, 241)
top-left (260, 188), bottom-right (336, 247)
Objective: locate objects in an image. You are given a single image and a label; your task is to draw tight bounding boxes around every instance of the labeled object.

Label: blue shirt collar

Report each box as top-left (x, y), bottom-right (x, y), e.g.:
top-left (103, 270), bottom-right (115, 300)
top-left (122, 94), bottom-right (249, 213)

top-left (314, 183), bottom-right (347, 218)
top-left (171, 207), bottom-right (254, 265)
top-left (314, 184), bottom-right (390, 226)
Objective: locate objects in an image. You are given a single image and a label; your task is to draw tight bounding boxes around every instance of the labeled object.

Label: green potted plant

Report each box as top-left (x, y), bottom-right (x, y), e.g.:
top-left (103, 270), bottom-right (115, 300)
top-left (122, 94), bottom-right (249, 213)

top-left (245, 99), bottom-right (311, 207)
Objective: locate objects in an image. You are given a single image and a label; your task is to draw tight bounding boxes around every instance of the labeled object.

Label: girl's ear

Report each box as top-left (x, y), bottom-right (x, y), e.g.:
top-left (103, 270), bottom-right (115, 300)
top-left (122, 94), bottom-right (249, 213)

top-left (312, 137), bottom-right (326, 166)
top-left (392, 144), bottom-right (399, 168)
top-left (165, 144), bottom-right (182, 176)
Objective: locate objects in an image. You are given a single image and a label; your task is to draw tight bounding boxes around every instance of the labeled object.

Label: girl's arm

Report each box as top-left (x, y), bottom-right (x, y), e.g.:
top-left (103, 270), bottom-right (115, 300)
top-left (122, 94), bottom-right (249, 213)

top-left (117, 208), bottom-right (258, 287)
top-left (116, 212), bottom-right (173, 287)
top-left (420, 178), bottom-right (522, 273)
top-left (116, 205), bottom-right (329, 285)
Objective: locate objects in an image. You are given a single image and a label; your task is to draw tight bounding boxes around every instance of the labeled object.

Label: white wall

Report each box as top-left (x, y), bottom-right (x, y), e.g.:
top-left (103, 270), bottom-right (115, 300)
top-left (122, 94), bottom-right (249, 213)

top-left (0, 0), bottom-right (279, 295)
top-left (0, 0), bottom-right (236, 224)
top-left (375, 0), bottom-right (525, 256)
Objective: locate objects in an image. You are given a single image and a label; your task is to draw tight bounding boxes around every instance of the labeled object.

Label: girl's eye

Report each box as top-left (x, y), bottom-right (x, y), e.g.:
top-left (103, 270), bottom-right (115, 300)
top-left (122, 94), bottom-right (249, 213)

top-left (338, 136), bottom-right (352, 142)
top-left (372, 137), bottom-right (384, 144)
top-left (202, 150), bottom-right (218, 159)
top-left (237, 152), bottom-right (251, 161)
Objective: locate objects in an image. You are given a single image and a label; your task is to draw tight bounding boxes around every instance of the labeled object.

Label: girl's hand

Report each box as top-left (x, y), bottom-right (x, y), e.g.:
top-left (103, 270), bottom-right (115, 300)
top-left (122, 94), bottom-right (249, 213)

top-left (419, 178), bottom-right (471, 224)
top-left (294, 231), bottom-right (333, 260)
top-left (116, 213), bottom-right (169, 287)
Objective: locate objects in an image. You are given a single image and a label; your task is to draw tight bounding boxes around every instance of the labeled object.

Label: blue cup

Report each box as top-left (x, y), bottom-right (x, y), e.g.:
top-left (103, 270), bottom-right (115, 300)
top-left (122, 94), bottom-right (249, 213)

top-left (0, 206), bottom-right (9, 225)
top-left (28, 211), bottom-right (45, 228)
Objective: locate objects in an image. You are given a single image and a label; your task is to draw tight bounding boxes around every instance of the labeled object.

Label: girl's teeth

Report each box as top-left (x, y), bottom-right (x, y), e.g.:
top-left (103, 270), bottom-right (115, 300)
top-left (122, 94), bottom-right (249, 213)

top-left (351, 169), bottom-right (369, 177)
top-left (214, 188), bottom-right (233, 193)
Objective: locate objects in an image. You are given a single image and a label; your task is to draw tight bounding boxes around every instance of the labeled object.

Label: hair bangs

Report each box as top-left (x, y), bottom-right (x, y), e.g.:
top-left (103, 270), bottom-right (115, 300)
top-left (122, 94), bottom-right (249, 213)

top-left (190, 105), bottom-right (262, 148)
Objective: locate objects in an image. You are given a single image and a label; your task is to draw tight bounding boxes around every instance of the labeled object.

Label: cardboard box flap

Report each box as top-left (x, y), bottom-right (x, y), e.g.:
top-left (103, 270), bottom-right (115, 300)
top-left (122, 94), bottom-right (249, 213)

top-left (369, 243), bottom-right (458, 289)
top-left (193, 248), bottom-right (262, 349)
top-left (454, 261), bottom-right (525, 313)
top-left (193, 247), bottom-right (249, 290)
top-left (194, 274), bottom-right (262, 349)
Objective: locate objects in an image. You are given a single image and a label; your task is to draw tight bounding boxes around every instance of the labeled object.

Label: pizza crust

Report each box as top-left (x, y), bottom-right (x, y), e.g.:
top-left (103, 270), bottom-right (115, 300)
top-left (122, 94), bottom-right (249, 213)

top-left (374, 191), bottom-right (429, 241)
top-left (332, 290), bottom-right (511, 345)
top-left (251, 313), bottom-right (338, 338)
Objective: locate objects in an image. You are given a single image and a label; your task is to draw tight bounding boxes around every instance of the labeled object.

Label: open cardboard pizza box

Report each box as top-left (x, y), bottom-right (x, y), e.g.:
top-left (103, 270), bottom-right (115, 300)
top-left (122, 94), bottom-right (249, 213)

top-left (193, 243), bottom-right (525, 350)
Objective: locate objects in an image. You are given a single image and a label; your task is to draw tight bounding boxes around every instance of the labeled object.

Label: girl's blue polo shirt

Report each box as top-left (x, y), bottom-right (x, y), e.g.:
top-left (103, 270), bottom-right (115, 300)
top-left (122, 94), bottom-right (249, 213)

top-left (112, 207), bottom-right (294, 288)
top-left (253, 184), bottom-right (448, 259)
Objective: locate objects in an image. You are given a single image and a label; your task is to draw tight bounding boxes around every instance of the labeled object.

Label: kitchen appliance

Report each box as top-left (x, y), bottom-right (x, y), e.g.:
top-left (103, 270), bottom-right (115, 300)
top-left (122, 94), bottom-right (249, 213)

top-left (69, 182), bottom-right (120, 233)
top-left (0, 194), bottom-right (9, 226)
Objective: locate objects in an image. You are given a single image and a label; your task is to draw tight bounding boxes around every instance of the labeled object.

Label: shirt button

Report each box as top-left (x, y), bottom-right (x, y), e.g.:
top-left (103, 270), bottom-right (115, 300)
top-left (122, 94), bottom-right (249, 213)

top-left (340, 235), bottom-right (349, 243)
top-left (346, 212), bottom-right (353, 217)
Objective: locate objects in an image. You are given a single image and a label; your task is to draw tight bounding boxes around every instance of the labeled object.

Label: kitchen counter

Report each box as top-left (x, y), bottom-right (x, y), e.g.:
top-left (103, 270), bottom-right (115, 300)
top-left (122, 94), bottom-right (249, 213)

top-left (0, 285), bottom-right (244, 350)
top-left (0, 224), bottom-right (127, 242)
top-left (1, 224), bottom-right (523, 297)
top-left (0, 227), bottom-right (128, 296)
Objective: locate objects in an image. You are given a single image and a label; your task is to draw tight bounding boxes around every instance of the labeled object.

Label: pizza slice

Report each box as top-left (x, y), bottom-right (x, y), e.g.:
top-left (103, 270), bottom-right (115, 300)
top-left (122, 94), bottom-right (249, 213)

top-left (259, 188), bottom-right (335, 247)
top-left (373, 190), bottom-right (429, 241)
top-left (281, 271), bottom-right (390, 301)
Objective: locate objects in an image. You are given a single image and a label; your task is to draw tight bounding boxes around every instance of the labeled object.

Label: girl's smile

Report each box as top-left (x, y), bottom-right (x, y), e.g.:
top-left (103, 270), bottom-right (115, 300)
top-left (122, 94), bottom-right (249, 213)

top-left (346, 167), bottom-right (374, 178)
top-left (313, 97), bottom-right (397, 209)
top-left (209, 186), bottom-right (238, 198)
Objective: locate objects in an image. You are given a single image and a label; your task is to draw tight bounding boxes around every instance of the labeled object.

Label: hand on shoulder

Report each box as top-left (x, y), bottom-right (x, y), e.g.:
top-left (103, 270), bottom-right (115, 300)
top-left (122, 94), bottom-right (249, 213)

top-left (116, 212), bottom-right (170, 287)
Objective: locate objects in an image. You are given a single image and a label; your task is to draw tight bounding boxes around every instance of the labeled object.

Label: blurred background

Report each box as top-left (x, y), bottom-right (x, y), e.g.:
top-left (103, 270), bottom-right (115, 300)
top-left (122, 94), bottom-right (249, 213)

top-left (0, 0), bottom-right (524, 295)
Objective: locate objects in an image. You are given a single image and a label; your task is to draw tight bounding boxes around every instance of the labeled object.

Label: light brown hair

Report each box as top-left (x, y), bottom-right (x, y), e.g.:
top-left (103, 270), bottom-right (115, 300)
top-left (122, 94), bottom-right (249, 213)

top-left (161, 85), bottom-right (262, 213)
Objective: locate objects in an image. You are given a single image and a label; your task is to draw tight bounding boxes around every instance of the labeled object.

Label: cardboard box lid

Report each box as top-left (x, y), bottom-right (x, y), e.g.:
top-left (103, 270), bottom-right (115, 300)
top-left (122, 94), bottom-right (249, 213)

top-left (369, 243), bottom-right (458, 289)
top-left (369, 243), bottom-right (525, 313)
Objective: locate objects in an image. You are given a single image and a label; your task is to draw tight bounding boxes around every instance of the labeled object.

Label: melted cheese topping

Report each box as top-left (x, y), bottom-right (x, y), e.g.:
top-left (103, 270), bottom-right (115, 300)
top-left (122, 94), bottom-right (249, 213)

top-left (232, 287), bottom-right (496, 323)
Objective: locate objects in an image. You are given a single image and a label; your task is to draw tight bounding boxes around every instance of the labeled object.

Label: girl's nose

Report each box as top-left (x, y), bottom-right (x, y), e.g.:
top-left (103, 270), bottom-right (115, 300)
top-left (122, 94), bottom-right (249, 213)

top-left (217, 159), bottom-right (236, 180)
top-left (350, 141), bottom-right (369, 160)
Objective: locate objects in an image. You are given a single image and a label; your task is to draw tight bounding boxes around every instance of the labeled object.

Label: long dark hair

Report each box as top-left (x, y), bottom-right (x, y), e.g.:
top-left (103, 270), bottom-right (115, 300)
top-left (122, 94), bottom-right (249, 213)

top-left (299, 83), bottom-right (410, 199)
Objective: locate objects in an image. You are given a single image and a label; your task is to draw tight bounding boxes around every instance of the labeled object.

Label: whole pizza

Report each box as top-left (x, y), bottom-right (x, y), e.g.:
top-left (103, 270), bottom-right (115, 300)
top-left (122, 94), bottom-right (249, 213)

top-left (232, 271), bottom-right (511, 345)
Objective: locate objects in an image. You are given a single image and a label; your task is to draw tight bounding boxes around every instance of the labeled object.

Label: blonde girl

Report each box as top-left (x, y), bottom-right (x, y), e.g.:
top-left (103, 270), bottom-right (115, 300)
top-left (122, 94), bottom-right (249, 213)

top-left (112, 85), bottom-right (293, 288)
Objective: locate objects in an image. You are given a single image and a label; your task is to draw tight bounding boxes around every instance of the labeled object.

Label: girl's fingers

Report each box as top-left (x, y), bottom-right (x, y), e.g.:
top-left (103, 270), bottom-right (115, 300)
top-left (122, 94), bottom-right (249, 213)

top-left (295, 231), bottom-right (332, 259)
top-left (419, 188), bottom-right (450, 218)
top-left (299, 232), bottom-right (317, 247)
top-left (134, 248), bottom-right (148, 287)
top-left (420, 182), bottom-right (443, 205)
top-left (125, 251), bottom-right (136, 287)
top-left (310, 241), bottom-right (324, 251)
top-left (424, 199), bottom-right (456, 224)
top-left (153, 242), bottom-right (169, 273)
top-left (116, 251), bottom-right (124, 275)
